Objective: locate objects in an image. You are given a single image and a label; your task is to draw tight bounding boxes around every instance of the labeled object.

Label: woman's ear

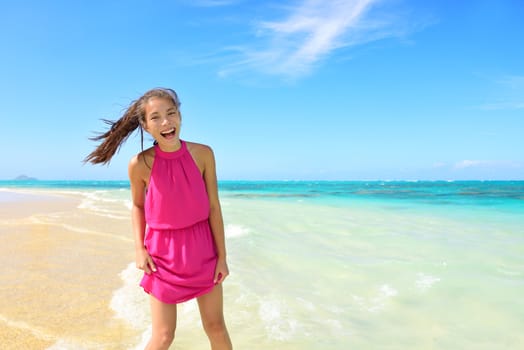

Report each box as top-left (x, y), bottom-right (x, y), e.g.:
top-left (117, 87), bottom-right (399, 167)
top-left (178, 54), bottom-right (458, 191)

top-left (140, 119), bottom-right (148, 132)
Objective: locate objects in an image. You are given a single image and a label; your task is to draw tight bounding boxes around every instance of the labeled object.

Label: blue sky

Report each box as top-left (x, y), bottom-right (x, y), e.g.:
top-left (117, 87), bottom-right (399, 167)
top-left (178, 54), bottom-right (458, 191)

top-left (1, 0), bottom-right (523, 180)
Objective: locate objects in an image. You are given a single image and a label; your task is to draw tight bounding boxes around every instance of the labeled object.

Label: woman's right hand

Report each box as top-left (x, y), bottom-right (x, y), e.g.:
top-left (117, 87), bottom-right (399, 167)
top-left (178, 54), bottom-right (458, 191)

top-left (136, 246), bottom-right (157, 274)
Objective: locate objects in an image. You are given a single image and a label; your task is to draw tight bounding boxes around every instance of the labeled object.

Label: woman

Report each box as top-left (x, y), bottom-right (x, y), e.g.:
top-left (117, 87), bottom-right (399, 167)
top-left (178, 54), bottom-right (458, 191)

top-left (85, 88), bottom-right (232, 350)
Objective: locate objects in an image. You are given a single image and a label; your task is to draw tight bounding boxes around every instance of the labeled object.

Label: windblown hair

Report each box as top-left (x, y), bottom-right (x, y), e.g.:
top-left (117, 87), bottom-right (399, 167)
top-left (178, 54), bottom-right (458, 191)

top-left (84, 88), bottom-right (181, 165)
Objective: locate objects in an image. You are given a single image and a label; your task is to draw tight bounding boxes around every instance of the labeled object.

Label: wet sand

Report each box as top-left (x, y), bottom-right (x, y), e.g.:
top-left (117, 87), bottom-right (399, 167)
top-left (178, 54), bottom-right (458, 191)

top-left (0, 190), bottom-right (138, 349)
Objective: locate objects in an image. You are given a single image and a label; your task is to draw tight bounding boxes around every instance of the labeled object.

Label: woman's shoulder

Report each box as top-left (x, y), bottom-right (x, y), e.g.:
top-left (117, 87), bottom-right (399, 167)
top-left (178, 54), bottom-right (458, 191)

top-left (129, 147), bottom-right (155, 171)
top-left (185, 141), bottom-right (215, 165)
top-left (185, 140), bottom-right (213, 155)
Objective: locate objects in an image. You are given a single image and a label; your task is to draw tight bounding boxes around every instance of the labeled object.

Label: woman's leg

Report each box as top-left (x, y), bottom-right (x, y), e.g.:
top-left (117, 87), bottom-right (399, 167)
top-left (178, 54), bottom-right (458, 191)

top-left (146, 295), bottom-right (178, 350)
top-left (197, 284), bottom-right (232, 350)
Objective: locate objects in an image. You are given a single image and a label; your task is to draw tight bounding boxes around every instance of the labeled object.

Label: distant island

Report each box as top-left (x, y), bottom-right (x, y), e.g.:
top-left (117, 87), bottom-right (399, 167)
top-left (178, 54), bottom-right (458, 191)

top-left (13, 175), bottom-right (38, 181)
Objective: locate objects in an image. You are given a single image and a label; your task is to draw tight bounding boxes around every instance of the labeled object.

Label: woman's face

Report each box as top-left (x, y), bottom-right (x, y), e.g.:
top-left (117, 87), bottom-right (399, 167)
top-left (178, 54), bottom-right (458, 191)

top-left (143, 97), bottom-right (182, 150)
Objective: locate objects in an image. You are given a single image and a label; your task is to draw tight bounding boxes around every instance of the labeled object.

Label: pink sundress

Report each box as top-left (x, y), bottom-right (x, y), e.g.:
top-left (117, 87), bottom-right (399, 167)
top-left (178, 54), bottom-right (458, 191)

top-left (140, 140), bottom-right (217, 304)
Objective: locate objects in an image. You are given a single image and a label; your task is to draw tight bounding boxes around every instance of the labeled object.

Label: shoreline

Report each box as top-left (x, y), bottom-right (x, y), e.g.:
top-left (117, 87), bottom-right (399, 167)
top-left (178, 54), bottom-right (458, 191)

top-left (0, 189), bottom-right (137, 349)
top-left (0, 189), bottom-right (80, 220)
top-left (0, 184), bottom-right (522, 349)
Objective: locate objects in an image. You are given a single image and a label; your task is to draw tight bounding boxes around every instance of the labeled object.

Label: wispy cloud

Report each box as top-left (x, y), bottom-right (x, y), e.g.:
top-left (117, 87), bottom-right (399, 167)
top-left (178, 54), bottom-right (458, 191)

top-left (454, 160), bottom-right (522, 169)
top-left (218, 0), bottom-right (418, 79)
top-left (455, 160), bottom-right (491, 169)
top-left (498, 75), bottom-right (524, 88)
top-left (475, 75), bottom-right (524, 110)
top-left (476, 102), bottom-right (524, 111)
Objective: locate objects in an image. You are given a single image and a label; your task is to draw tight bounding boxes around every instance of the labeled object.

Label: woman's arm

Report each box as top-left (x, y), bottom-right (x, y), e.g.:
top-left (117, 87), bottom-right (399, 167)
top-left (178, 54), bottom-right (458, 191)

top-left (128, 154), bottom-right (156, 274)
top-left (202, 146), bottom-right (229, 284)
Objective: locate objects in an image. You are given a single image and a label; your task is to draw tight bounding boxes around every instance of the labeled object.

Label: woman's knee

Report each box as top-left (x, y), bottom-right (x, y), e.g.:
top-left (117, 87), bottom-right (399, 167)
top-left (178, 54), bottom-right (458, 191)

top-left (151, 328), bottom-right (176, 349)
top-left (149, 295), bottom-right (177, 349)
top-left (202, 318), bottom-right (228, 338)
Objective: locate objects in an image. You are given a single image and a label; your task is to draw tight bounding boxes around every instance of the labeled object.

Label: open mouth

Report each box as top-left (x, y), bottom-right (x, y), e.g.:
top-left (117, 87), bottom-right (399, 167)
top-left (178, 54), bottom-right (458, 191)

top-left (160, 128), bottom-right (176, 138)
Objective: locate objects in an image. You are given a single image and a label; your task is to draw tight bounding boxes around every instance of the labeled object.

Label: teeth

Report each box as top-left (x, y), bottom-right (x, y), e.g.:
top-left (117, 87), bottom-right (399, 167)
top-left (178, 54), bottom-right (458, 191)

top-left (161, 128), bottom-right (175, 135)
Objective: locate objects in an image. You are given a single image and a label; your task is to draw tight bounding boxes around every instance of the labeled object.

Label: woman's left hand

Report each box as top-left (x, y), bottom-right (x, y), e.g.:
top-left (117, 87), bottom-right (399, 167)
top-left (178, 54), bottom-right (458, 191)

top-left (214, 258), bottom-right (229, 284)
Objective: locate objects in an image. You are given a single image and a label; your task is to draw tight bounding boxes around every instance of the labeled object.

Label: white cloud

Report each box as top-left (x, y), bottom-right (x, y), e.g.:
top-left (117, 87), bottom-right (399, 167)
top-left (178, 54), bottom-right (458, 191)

top-left (455, 160), bottom-right (491, 169)
top-left (219, 0), bottom-right (417, 79)
top-left (454, 160), bottom-right (522, 169)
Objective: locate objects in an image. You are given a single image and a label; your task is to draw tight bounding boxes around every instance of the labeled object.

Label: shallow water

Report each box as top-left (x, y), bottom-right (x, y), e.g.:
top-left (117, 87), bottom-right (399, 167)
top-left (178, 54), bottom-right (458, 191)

top-left (0, 181), bottom-right (523, 349)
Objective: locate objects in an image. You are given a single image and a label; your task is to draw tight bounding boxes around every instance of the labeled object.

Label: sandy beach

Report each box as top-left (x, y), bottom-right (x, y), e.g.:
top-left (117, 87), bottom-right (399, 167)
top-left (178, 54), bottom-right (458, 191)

top-left (0, 190), bottom-right (137, 349)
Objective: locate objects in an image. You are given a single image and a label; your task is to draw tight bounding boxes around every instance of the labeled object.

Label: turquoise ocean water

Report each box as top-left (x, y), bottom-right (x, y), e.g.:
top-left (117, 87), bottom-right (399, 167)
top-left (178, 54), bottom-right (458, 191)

top-left (1, 180), bottom-right (523, 349)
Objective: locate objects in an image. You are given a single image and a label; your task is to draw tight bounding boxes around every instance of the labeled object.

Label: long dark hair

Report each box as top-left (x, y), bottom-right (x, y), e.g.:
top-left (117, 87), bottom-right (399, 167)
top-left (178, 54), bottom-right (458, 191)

top-left (84, 88), bottom-right (181, 164)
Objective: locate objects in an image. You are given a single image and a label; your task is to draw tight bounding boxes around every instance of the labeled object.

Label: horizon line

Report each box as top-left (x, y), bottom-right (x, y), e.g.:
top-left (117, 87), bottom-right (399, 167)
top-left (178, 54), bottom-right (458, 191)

top-left (1, 178), bottom-right (523, 183)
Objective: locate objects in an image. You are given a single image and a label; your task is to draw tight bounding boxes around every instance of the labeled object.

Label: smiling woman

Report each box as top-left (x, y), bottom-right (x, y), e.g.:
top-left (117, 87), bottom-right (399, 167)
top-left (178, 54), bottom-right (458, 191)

top-left (142, 97), bottom-right (182, 150)
top-left (85, 87), bottom-right (233, 349)
top-left (83, 88), bottom-right (182, 165)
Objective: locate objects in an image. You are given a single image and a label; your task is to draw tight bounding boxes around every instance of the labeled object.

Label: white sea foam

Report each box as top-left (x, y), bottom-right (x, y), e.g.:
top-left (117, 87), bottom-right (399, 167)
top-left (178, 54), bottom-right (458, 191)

top-left (110, 263), bottom-right (149, 329)
top-left (415, 273), bottom-right (441, 292)
top-left (324, 318), bottom-right (343, 329)
top-left (76, 190), bottom-right (129, 219)
top-left (225, 223), bottom-right (250, 238)
top-left (259, 297), bottom-right (300, 341)
top-left (110, 262), bottom-right (225, 349)
top-left (110, 263), bottom-right (152, 350)
top-left (497, 268), bottom-right (521, 277)
top-left (353, 284), bottom-right (398, 313)
top-left (130, 326), bottom-right (152, 350)
top-left (124, 199), bottom-right (133, 210)
top-left (296, 297), bottom-right (316, 311)
top-left (369, 284), bottom-right (398, 313)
